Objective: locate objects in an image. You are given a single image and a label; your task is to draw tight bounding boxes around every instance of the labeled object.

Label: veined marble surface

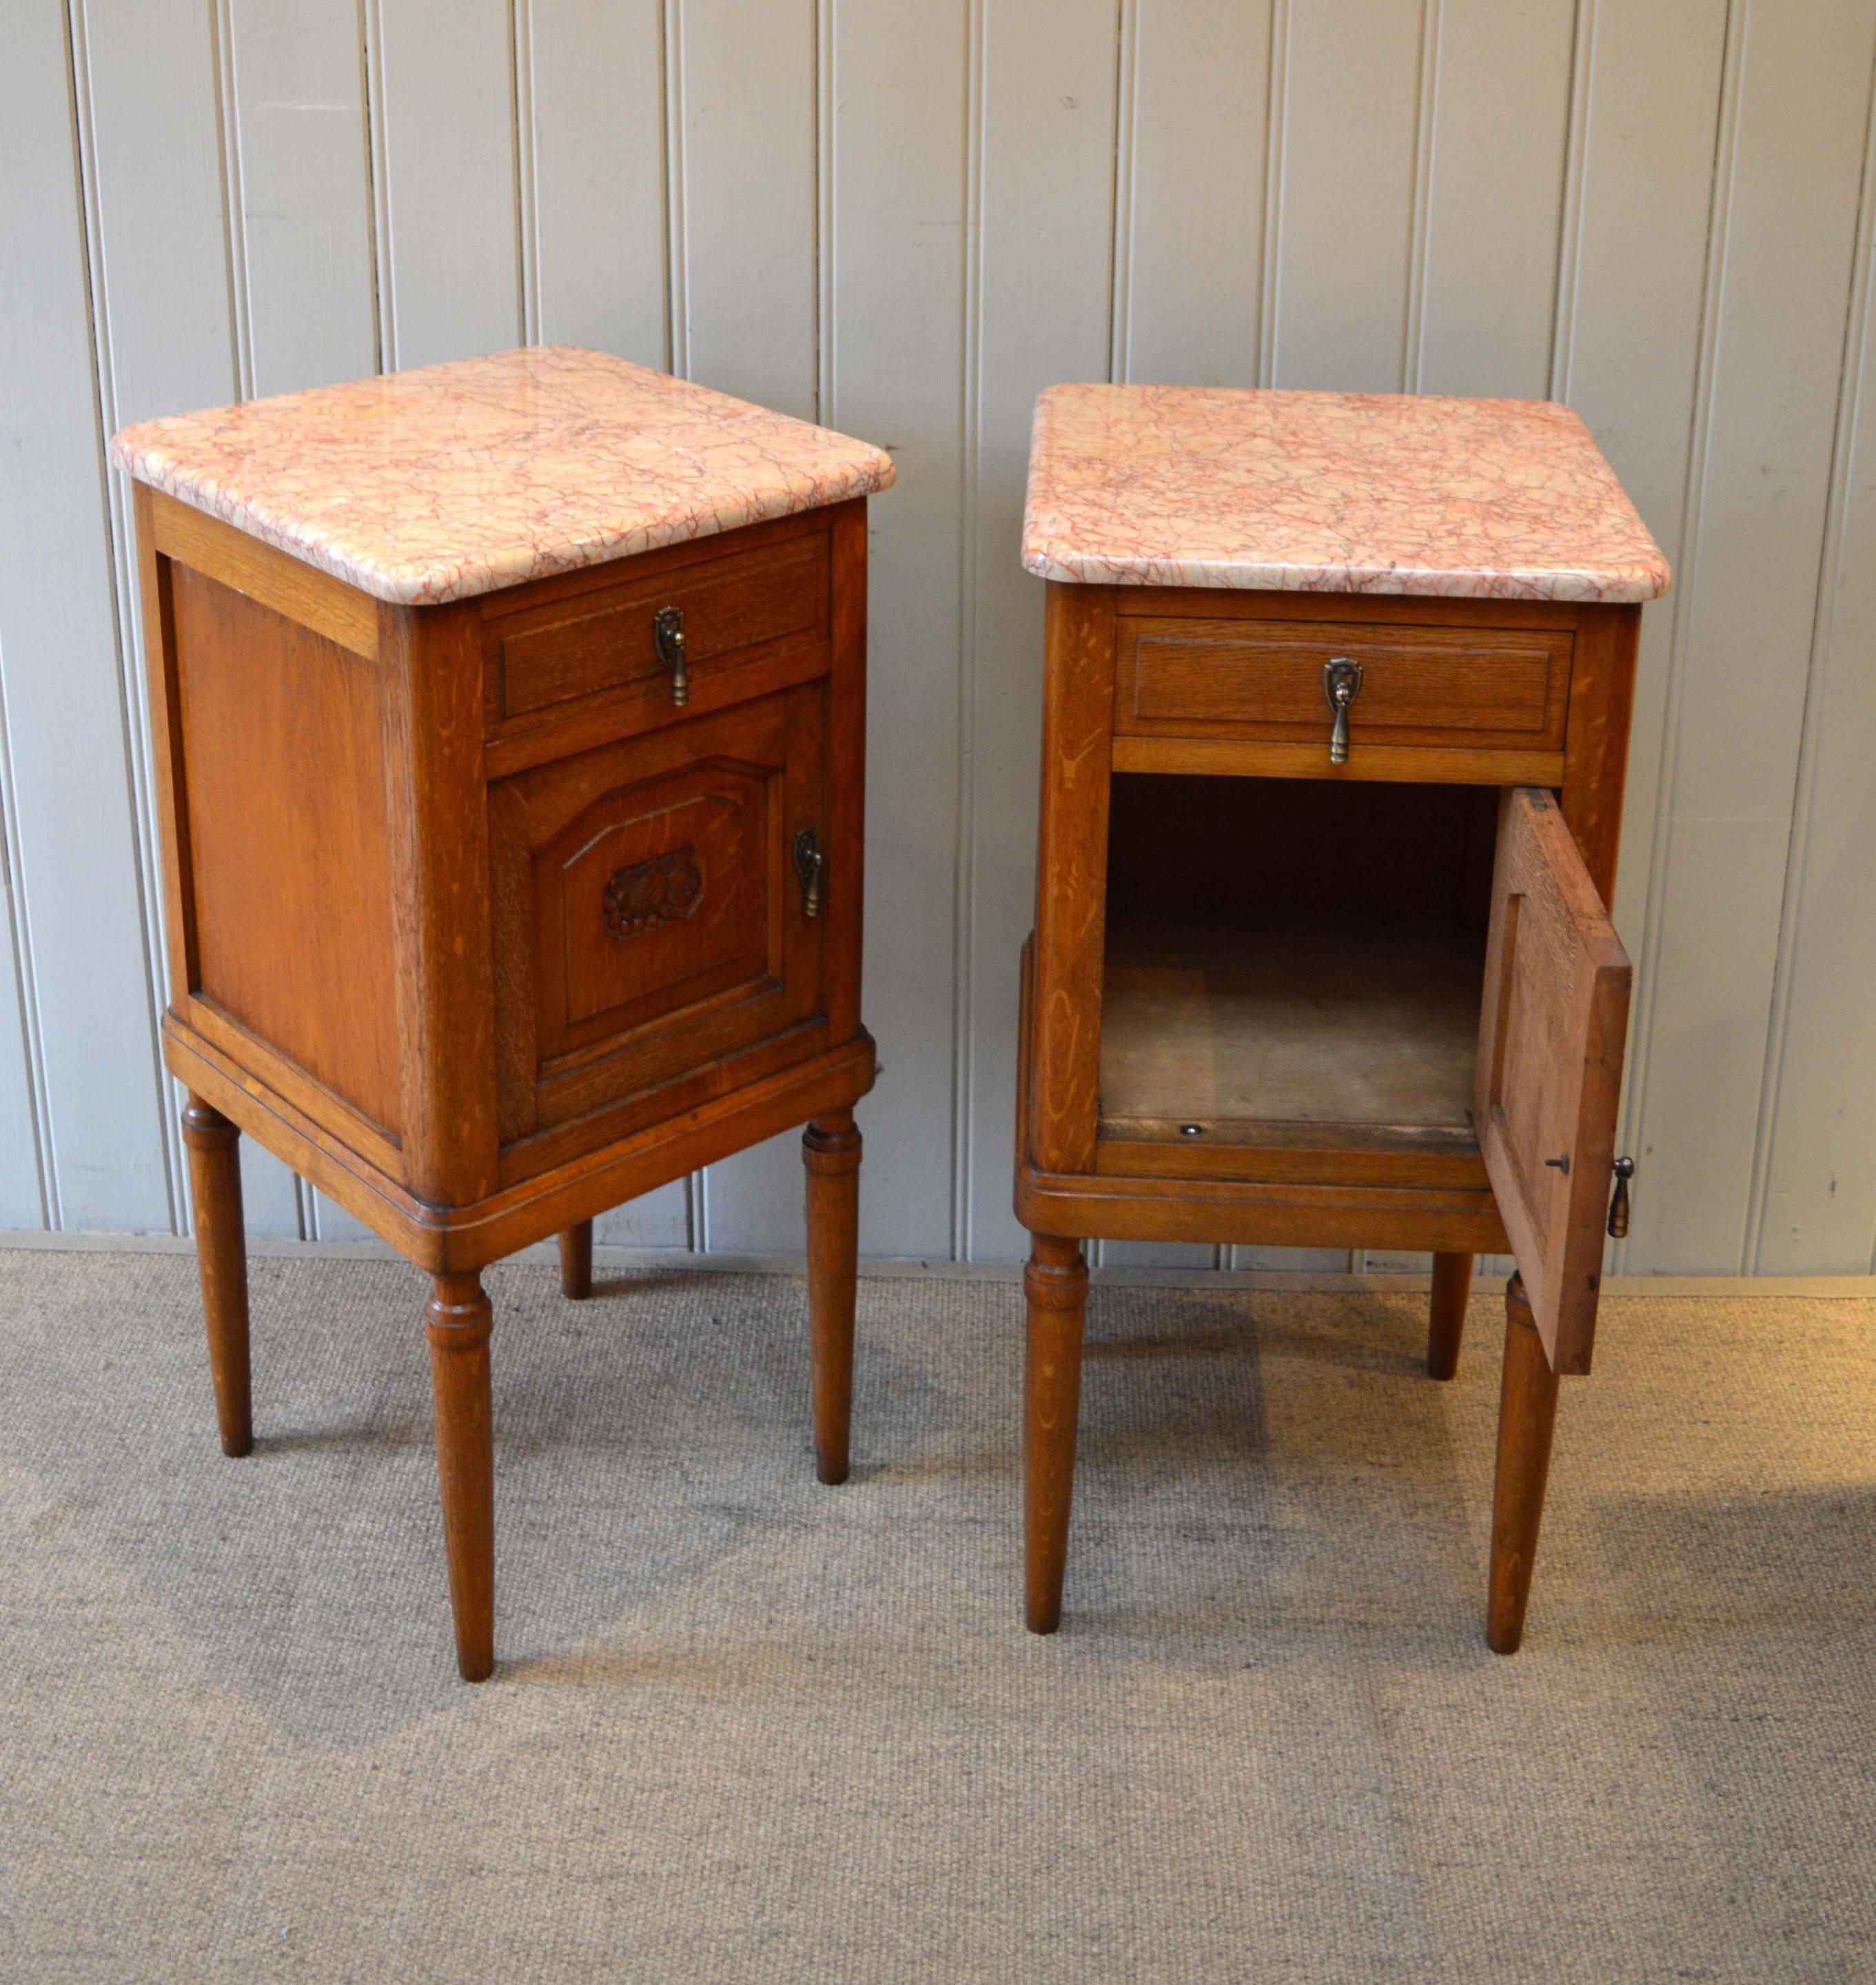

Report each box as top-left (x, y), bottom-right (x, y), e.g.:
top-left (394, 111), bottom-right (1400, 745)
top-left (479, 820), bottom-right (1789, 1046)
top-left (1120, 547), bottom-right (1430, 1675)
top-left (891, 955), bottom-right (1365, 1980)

top-left (112, 347), bottom-right (895, 605)
top-left (1023, 385), bottom-right (1669, 600)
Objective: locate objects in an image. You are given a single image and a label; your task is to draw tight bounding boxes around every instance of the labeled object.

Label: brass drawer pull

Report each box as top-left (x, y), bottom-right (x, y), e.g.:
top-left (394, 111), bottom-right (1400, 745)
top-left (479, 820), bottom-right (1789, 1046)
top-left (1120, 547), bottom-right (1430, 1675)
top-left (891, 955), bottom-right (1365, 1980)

top-left (1607, 1156), bottom-right (1635, 1239)
top-left (793, 828), bottom-right (825, 919)
top-left (1323, 658), bottom-right (1363, 763)
top-left (653, 604), bottom-right (689, 706)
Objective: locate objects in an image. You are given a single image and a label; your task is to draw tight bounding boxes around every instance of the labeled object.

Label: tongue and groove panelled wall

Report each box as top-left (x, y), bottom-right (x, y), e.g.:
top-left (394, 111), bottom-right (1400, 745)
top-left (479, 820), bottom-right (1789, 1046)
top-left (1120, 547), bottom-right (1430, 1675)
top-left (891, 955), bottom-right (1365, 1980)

top-left (3, 0), bottom-right (1874, 1275)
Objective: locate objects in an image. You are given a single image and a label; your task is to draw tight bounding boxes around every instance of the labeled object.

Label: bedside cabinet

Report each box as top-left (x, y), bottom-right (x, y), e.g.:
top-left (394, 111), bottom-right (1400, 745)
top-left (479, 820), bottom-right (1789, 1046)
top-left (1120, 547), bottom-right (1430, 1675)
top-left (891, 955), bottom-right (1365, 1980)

top-left (1015, 385), bottom-right (1669, 1651)
top-left (112, 347), bottom-right (894, 1679)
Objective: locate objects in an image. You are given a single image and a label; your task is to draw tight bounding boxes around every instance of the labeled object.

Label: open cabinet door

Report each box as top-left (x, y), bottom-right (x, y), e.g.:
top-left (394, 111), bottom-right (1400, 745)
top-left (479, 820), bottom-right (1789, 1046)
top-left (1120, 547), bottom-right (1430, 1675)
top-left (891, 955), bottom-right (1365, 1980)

top-left (1475, 788), bottom-right (1632, 1376)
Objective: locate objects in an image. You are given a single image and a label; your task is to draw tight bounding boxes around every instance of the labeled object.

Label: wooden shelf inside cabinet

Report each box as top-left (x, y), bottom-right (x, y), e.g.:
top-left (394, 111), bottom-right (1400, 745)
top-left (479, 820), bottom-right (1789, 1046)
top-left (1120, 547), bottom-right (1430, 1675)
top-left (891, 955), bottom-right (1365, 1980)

top-left (112, 347), bottom-right (894, 1681)
top-left (1014, 382), bottom-right (1667, 1651)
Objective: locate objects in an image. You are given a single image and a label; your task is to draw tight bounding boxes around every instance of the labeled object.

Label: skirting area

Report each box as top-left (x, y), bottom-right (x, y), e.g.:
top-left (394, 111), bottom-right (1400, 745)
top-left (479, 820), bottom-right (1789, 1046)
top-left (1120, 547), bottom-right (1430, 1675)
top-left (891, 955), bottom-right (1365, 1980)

top-left (2, 1250), bottom-right (1872, 1982)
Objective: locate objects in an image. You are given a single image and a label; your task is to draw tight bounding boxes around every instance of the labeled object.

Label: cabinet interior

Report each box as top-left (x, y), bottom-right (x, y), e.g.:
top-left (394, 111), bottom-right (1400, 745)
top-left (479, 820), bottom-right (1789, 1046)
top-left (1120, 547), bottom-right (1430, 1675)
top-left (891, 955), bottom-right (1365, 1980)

top-left (1099, 773), bottom-right (1500, 1150)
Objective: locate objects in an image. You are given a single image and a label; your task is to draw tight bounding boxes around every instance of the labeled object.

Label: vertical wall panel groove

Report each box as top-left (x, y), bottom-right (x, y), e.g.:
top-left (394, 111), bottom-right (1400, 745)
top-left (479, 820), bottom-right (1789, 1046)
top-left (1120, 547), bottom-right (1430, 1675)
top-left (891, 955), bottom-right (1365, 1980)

top-left (684, 0), bottom-right (824, 1252)
top-left (1750, 39), bottom-right (1876, 1272)
top-left (5, 0), bottom-right (1876, 1273)
top-left (961, 0), bottom-right (1122, 1261)
top-left (1608, 23), bottom-right (1733, 1274)
top-left (1402, 0), bottom-right (1440, 393)
top-left (1618, 0), bottom-right (1876, 1273)
top-left (950, 0), bottom-right (986, 1260)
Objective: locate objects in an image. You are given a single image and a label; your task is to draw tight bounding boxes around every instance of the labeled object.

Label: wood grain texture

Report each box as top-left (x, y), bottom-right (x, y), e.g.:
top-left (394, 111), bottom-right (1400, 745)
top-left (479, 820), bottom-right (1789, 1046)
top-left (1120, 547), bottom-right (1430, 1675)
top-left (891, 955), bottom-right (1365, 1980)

top-left (1026, 584), bottom-right (1115, 1174)
top-left (1486, 1273), bottom-right (1560, 1654)
top-left (1114, 590), bottom-right (1578, 629)
top-left (1475, 789), bottom-right (1631, 1373)
top-left (181, 1095), bottom-right (253, 1456)
top-left (1427, 1250), bottom-right (1473, 1381)
top-left (152, 492), bottom-right (378, 660)
top-left (1558, 602), bottom-right (1640, 904)
top-left (1117, 618), bottom-right (1571, 751)
top-left (489, 682), bottom-right (827, 1148)
top-left (1112, 737), bottom-right (1566, 788)
top-left (425, 1270), bottom-right (496, 1680)
top-left (1099, 917), bottom-right (1482, 1133)
top-left (1023, 1233), bottom-right (1088, 1633)
top-left (172, 568), bottom-right (402, 1136)
top-left (378, 600), bottom-right (499, 1205)
top-left (803, 1109), bottom-right (862, 1485)
top-left (558, 1218), bottom-right (593, 1298)
top-left (164, 1012), bottom-right (875, 1272)
top-left (487, 533), bottom-right (827, 722)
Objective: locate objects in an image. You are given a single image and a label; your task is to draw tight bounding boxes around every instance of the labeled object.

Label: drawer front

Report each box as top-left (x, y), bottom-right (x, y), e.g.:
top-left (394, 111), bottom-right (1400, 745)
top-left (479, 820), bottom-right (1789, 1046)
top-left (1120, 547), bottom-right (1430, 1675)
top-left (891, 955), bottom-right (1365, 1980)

top-left (488, 683), bottom-right (828, 1154)
top-left (485, 531), bottom-right (830, 730)
top-left (1116, 618), bottom-right (1573, 755)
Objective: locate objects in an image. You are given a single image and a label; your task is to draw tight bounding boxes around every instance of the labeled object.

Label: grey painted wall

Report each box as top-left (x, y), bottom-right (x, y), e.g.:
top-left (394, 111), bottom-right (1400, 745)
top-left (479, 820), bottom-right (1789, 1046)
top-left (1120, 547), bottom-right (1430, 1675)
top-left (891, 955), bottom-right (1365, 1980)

top-left (2, 0), bottom-right (1873, 1275)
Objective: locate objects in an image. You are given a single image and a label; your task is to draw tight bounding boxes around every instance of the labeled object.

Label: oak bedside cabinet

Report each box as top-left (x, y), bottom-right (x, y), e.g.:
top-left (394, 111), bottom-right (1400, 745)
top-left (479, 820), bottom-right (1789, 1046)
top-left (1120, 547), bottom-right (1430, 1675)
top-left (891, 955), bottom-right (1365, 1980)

top-left (1014, 386), bottom-right (1669, 1653)
top-left (111, 347), bottom-right (894, 1680)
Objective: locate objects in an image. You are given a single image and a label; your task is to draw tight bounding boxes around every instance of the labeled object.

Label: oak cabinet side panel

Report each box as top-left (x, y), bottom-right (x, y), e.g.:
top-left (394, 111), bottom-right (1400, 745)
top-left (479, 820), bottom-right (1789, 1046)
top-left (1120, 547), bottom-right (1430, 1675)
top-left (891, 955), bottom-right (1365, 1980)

top-left (1560, 602), bottom-right (1642, 904)
top-left (171, 564), bottom-right (403, 1140)
top-left (1028, 582), bottom-right (1117, 1174)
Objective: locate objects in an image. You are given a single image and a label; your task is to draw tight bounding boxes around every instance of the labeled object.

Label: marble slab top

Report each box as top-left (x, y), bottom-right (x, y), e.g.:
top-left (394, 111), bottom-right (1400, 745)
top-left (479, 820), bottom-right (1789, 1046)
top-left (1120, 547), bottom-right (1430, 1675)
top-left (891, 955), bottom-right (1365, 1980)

top-left (1022, 385), bottom-right (1668, 602)
top-left (112, 347), bottom-right (895, 606)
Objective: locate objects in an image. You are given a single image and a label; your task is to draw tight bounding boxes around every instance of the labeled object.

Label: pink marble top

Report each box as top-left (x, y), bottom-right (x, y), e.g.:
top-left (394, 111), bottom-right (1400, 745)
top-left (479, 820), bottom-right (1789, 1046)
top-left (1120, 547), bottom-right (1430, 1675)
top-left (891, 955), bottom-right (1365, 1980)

top-left (111, 347), bottom-right (895, 606)
top-left (1022, 385), bottom-right (1668, 601)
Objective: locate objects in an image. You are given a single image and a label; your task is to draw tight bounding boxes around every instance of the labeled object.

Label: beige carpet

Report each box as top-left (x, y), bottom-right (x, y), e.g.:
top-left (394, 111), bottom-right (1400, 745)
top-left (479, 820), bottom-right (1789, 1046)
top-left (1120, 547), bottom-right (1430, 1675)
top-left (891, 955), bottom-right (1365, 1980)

top-left (1, 1250), bottom-right (1873, 1982)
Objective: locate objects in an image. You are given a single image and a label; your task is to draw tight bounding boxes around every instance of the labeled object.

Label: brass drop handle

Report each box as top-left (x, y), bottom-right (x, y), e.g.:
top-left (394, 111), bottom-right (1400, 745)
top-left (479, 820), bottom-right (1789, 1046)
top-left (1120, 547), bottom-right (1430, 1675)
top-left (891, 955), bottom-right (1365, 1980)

top-left (793, 828), bottom-right (825, 919)
top-left (1607, 1156), bottom-right (1635, 1239)
top-left (653, 604), bottom-right (688, 706)
top-left (1323, 658), bottom-right (1363, 764)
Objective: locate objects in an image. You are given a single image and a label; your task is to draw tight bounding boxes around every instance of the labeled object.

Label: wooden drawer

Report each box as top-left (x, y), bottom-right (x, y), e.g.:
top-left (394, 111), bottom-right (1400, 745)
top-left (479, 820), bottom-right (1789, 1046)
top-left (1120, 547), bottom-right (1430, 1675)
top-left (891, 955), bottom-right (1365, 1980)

top-left (1112, 616), bottom-right (1573, 782)
top-left (482, 529), bottom-right (830, 736)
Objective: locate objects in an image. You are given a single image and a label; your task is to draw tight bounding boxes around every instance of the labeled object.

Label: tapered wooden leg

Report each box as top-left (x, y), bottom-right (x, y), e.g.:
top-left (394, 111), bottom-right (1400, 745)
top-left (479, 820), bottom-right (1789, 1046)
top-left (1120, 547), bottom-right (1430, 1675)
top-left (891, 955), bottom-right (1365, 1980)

top-left (1487, 1274), bottom-right (1560, 1655)
top-left (558, 1219), bottom-right (593, 1299)
top-left (1025, 1234), bottom-right (1088, 1634)
top-left (803, 1110), bottom-right (861, 1485)
top-left (426, 1272), bottom-right (495, 1682)
top-left (180, 1095), bottom-right (253, 1458)
top-left (1427, 1251), bottom-right (1474, 1381)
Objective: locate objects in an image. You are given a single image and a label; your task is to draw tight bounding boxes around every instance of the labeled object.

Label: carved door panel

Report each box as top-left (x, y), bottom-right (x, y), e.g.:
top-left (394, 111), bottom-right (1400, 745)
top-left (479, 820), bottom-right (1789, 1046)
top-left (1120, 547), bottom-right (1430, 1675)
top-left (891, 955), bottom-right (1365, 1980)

top-left (489, 683), bottom-right (826, 1149)
top-left (1474, 786), bottom-right (1632, 1376)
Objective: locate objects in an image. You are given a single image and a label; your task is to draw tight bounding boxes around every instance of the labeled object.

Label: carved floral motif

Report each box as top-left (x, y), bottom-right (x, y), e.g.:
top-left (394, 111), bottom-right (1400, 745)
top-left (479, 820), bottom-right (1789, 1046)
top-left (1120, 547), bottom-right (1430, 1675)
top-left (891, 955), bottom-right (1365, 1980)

top-left (602, 848), bottom-right (703, 941)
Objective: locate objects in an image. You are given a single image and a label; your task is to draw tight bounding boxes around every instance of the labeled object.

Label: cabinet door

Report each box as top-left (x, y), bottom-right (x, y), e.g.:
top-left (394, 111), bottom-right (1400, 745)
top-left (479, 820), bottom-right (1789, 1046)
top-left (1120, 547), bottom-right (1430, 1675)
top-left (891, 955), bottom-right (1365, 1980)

top-left (1474, 787), bottom-right (1632, 1374)
top-left (489, 682), bottom-right (827, 1161)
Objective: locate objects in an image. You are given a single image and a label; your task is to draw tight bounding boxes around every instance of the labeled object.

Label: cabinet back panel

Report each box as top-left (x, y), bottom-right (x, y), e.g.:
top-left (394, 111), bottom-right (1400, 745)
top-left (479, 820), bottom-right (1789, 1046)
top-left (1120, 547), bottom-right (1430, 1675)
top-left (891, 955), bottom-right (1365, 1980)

top-left (1105, 773), bottom-right (1500, 930)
